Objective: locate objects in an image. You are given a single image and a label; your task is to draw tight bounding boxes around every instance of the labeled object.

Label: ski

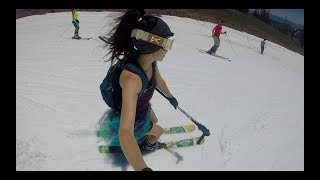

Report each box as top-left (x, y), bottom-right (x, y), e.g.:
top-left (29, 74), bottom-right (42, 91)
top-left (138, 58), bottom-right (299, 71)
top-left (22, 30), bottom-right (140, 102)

top-left (98, 136), bottom-right (205, 153)
top-left (198, 49), bottom-right (231, 61)
top-left (163, 124), bottom-right (196, 134)
top-left (99, 36), bottom-right (108, 42)
top-left (96, 124), bottom-right (196, 138)
top-left (160, 136), bottom-right (205, 149)
top-left (72, 37), bottom-right (92, 40)
top-left (98, 145), bottom-right (121, 153)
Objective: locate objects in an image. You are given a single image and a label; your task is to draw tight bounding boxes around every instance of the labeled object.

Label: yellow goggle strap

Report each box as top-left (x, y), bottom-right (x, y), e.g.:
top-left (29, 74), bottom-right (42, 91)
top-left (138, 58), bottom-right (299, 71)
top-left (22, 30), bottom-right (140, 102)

top-left (131, 29), bottom-right (173, 50)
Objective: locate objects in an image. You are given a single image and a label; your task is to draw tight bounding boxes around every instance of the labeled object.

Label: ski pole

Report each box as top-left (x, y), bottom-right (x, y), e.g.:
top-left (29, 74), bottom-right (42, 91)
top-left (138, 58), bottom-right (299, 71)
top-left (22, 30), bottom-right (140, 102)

top-left (59, 24), bottom-right (72, 38)
top-left (156, 88), bottom-right (211, 144)
top-left (225, 33), bottom-right (236, 54)
top-left (58, 23), bottom-right (71, 28)
top-left (246, 33), bottom-right (251, 49)
top-left (158, 142), bottom-right (183, 164)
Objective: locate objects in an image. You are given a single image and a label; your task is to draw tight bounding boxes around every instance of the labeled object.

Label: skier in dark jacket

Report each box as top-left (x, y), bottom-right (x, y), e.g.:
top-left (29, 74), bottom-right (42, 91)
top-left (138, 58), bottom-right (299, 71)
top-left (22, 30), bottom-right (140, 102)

top-left (261, 39), bottom-right (266, 54)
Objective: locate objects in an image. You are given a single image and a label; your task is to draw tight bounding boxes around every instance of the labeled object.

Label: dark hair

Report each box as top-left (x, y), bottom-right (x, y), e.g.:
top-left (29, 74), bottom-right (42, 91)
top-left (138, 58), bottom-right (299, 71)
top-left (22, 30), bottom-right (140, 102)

top-left (102, 9), bottom-right (159, 65)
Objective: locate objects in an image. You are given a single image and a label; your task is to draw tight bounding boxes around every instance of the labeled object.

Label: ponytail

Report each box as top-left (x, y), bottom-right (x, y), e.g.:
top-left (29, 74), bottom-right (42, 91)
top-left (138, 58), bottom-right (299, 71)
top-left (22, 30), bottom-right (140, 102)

top-left (102, 9), bottom-right (146, 65)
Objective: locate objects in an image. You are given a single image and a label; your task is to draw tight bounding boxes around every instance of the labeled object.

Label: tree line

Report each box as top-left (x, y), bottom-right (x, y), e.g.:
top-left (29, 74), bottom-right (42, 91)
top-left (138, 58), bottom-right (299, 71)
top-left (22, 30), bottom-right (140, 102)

top-left (238, 9), bottom-right (303, 48)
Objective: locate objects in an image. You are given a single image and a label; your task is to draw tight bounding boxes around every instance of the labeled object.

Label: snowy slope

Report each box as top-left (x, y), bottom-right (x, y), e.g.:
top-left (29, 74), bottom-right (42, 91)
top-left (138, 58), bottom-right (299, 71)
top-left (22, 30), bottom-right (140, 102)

top-left (16, 11), bottom-right (304, 171)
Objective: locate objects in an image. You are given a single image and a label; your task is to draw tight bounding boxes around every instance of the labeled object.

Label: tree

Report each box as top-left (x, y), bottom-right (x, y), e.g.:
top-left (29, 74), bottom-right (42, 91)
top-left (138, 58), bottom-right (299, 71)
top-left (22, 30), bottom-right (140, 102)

top-left (299, 28), bottom-right (304, 48)
top-left (253, 9), bottom-right (259, 18)
top-left (252, 9), bottom-right (270, 24)
top-left (281, 16), bottom-right (291, 34)
top-left (260, 9), bottom-right (270, 23)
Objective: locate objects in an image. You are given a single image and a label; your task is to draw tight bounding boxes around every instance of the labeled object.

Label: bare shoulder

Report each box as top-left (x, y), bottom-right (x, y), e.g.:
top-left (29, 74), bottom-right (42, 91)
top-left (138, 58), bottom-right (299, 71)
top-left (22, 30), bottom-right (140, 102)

top-left (120, 69), bottom-right (140, 82)
top-left (119, 69), bottom-right (142, 92)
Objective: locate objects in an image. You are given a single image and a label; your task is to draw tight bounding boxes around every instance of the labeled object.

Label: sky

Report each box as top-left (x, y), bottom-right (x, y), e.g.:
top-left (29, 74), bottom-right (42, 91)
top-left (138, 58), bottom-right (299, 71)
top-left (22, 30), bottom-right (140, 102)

top-left (269, 9), bottom-right (304, 25)
top-left (16, 11), bottom-right (304, 171)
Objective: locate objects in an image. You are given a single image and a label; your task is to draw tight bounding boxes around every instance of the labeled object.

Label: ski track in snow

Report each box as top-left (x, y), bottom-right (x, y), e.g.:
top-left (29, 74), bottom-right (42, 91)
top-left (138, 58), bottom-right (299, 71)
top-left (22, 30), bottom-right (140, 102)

top-left (16, 137), bottom-right (49, 170)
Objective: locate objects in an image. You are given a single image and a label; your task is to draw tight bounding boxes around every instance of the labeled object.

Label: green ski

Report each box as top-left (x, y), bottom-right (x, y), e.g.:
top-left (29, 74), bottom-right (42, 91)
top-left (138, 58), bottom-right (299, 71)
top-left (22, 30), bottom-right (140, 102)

top-left (98, 136), bottom-right (204, 153)
top-left (163, 124), bottom-right (196, 134)
top-left (96, 124), bottom-right (196, 138)
top-left (161, 136), bottom-right (205, 149)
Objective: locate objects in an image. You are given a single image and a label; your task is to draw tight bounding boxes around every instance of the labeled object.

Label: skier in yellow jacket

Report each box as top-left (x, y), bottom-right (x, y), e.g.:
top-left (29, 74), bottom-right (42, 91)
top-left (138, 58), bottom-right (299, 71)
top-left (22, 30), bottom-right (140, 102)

top-left (72, 9), bottom-right (81, 39)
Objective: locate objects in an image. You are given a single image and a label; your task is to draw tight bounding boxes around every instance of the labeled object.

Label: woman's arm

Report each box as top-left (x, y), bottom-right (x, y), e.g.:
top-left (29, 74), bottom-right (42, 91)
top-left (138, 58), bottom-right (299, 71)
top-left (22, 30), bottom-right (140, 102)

top-left (154, 63), bottom-right (174, 98)
top-left (119, 70), bottom-right (147, 171)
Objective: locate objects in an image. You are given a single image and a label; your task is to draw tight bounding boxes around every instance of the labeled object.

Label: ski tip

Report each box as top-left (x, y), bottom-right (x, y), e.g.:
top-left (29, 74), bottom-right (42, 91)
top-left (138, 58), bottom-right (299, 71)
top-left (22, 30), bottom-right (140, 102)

top-left (98, 145), bottom-right (124, 153)
top-left (163, 124), bottom-right (196, 134)
top-left (99, 36), bottom-right (107, 42)
top-left (72, 37), bottom-right (92, 40)
top-left (98, 146), bottom-right (110, 153)
top-left (185, 124), bottom-right (196, 131)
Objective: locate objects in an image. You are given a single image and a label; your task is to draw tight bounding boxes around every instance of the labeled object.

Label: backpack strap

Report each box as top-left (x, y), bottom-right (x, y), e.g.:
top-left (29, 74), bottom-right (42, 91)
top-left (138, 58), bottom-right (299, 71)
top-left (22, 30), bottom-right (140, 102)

top-left (123, 63), bottom-right (149, 96)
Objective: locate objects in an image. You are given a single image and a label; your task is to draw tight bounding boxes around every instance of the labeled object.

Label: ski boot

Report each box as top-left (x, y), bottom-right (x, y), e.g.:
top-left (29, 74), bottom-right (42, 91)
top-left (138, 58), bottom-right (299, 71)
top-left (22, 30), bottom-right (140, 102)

top-left (139, 138), bottom-right (160, 153)
top-left (72, 33), bottom-right (81, 39)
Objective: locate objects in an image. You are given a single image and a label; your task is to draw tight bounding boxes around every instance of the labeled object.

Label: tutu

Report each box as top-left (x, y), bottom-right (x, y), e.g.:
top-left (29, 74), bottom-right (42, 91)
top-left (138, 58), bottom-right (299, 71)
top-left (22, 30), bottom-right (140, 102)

top-left (96, 107), bottom-right (152, 146)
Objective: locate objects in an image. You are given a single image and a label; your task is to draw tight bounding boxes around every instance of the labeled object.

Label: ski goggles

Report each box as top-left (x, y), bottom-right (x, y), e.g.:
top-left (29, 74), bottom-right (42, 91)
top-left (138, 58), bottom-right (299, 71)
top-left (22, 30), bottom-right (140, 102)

top-left (131, 29), bottom-right (174, 51)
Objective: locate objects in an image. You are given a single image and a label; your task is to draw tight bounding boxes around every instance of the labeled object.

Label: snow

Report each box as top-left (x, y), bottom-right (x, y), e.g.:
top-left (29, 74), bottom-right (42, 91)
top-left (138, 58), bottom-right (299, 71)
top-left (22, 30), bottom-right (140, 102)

top-left (16, 11), bottom-right (304, 171)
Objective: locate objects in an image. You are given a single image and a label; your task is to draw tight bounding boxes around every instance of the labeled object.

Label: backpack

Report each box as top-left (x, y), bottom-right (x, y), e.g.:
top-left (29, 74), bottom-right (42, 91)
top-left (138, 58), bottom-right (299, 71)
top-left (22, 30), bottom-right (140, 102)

top-left (100, 60), bottom-right (150, 111)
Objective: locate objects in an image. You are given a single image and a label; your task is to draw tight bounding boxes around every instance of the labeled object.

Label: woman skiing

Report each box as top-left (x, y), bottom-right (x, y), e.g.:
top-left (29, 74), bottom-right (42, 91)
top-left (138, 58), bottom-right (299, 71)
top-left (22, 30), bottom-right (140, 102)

top-left (97, 9), bottom-right (178, 171)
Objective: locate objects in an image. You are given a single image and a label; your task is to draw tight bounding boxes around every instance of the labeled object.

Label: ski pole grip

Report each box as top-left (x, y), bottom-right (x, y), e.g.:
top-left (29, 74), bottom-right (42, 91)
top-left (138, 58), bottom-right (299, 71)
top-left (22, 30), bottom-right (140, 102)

top-left (198, 124), bottom-right (210, 136)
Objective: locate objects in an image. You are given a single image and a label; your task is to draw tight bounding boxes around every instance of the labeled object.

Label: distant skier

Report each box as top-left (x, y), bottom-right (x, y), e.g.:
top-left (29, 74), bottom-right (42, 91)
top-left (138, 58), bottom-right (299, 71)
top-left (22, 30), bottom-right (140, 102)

top-left (72, 9), bottom-right (81, 39)
top-left (261, 39), bottom-right (266, 54)
top-left (207, 19), bottom-right (227, 56)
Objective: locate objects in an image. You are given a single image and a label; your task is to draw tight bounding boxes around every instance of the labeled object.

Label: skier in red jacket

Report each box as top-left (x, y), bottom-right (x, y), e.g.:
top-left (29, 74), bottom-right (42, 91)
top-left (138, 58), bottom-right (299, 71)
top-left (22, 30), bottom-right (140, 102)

top-left (207, 19), bottom-right (226, 55)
